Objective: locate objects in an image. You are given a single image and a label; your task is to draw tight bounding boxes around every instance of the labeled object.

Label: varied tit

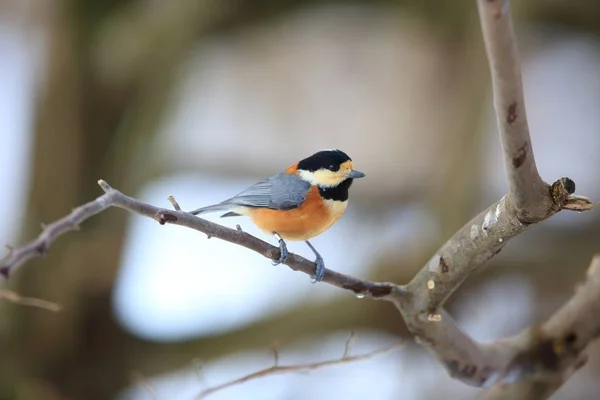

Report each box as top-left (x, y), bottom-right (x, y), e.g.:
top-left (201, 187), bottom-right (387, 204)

top-left (189, 149), bottom-right (365, 282)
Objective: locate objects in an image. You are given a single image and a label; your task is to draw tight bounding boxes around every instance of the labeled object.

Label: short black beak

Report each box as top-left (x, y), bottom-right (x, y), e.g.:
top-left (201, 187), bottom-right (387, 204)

top-left (347, 169), bottom-right (366, 179)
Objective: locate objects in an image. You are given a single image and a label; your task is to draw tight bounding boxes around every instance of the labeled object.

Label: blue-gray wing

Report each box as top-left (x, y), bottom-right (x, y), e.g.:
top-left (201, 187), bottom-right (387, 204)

top-left (222, 173), bottom-right (310, 210)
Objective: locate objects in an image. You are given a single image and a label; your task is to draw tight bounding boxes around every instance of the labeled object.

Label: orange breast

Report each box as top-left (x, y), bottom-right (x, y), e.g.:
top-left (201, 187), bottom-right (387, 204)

top-left (246, 186), bottom-right (347, 241)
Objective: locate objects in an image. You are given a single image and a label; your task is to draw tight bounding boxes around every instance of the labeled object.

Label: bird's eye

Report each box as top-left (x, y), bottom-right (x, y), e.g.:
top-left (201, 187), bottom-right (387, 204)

top-left (327, 164), bottom-right (338, 171)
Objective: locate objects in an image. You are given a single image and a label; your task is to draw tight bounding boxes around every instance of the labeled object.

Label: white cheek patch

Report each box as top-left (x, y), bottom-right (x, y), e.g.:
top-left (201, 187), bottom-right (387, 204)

top-left (297, 170), bottom-right (321, 186)
top-left (298, 169), bottom-right (342, 187)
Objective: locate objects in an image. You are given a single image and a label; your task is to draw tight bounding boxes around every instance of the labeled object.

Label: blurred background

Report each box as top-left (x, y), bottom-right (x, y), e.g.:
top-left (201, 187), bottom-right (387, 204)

top-left (0, 0), bottom-right (599, 399)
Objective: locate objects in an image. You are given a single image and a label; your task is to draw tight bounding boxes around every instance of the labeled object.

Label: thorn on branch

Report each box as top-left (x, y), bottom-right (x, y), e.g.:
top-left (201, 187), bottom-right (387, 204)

top-left (98, 179), bottom-right (113, 193)
top-left (167, 195), bottom-right (181, 211)
top-left (97, 179), bottom-right (112, 193)
top-left (236, 224), bottom-right (243, 231)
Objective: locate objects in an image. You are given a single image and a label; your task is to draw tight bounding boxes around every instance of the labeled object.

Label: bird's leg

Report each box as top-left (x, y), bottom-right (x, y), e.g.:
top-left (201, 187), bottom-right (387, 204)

top-left (271, 232), bottom-right (288, 265)
top-left (305, 240), bottom-right (325, 283)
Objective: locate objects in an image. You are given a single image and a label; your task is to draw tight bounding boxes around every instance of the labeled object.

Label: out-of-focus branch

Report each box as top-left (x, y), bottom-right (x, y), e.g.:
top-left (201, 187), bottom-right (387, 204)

top-left (479, 255), bottom-right (600, 399)
top-left (0, 180), bottom-right (397, 300)
top-left (195, 337), bottom-right (403, 399)
top-left (0, 289), bottom-right (62, 312)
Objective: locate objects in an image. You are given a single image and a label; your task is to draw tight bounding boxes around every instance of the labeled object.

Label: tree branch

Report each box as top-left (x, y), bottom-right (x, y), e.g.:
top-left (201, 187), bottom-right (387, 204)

top-left (0, 288), bottom-right (62, 312)
top-left (479, 255), bottom-right (600, 399)
top-left (384, 0), bottom-right (594, 392)
top-left (476, 0), bottom-right (550, 220)
top-left (195, 338), bottom-right (404, 399)
top-left (0, 180), bottom-right (397, 300)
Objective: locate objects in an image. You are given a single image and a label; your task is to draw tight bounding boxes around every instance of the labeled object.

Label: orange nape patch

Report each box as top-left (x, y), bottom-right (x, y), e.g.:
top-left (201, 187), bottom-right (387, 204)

top-left (246, 186), bottom-right (347, 241)
top-left (285, 162), bottom-right (299, 175)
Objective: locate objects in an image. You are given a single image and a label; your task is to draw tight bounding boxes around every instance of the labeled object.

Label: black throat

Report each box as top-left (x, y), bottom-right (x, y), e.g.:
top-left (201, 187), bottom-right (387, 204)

top-left (318, 178), bottom-right (353, 201)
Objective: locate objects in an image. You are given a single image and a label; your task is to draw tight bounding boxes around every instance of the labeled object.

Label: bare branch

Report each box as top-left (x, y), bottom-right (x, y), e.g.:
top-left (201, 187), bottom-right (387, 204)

top-left (0, 190), bottom-right (113, 278)
top-left (478, 255), bottom-right (600, 399)
top-left (399, 178), bottom-right (590, 359)
top-left (476, 0), bottom-right (550, 219)
top-left (0, 289), bottom-right (62, 312)
top-left (385, 0), bottom-right (594, 391)
top-left (0, 180), bottom-right (397, 299)
top-left (195, 341), bottom-right (403, 399)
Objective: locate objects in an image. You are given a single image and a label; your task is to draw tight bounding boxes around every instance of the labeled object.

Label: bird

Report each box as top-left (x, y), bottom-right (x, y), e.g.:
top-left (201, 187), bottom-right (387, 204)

top-left (189, 149), bottom-right (365, 282)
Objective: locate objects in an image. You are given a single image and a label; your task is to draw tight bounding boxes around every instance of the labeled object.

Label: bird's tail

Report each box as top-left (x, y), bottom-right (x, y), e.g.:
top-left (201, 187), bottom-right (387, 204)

top-left (188, 203), bottom-right (234, 216)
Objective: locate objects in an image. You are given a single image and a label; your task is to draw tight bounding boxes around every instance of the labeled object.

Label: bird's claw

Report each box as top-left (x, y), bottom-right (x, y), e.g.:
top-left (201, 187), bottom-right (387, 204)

top-left (310, 255), bottom-right (325, 283)
top-left (272, 232), bottom-right (288, 266)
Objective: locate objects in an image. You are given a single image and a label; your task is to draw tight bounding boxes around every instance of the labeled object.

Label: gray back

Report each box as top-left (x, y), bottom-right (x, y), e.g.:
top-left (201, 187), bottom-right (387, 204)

top-left (222, 172), bottom-right (311, 210)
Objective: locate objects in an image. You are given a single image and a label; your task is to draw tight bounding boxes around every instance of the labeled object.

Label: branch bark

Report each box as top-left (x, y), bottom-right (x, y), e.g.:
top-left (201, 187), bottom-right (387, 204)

top-left (0, 180), bottom-right (397, 300)
top-left (385, 0), bottom-right (594, 396)
top-left (477, 0), bottom-right (549, 220)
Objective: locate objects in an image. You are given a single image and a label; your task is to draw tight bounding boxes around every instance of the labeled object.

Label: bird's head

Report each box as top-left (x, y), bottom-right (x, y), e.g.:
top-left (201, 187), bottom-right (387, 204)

top-left (296, 149), bottom-right (365, 187)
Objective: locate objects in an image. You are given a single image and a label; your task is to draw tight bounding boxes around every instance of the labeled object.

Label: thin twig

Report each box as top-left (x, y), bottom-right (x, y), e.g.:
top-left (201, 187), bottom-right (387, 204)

top-left (0, 180), bottom-right (398, 299)
top-left (0, 190), bottom-right (113, 278)
top-left (195, 341), bottom-right (404, 399)
top-left (167, 194), bottom-right (182, 211)
top-left (0, 289), bottom-right (62, 312)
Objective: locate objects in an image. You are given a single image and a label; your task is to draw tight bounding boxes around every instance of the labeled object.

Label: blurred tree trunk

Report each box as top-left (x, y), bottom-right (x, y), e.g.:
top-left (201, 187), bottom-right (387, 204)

top-left (2, 1), bottom-right (136, 399)
top-left (2, 1), bottom-right (317, 399)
